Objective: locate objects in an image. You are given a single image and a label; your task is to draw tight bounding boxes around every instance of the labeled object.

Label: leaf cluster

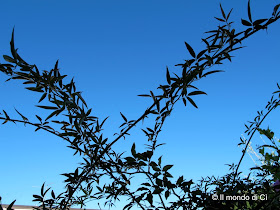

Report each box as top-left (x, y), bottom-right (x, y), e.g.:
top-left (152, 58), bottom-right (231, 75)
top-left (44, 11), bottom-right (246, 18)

top-left (1, 1), bottom-right (280, 210)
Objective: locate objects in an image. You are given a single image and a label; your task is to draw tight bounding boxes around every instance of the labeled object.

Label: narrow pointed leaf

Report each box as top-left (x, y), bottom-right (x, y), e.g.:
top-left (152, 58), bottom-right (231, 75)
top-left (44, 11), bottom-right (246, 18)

top-left (138, 94), bottom-right (151, 97)
top-left (25, 87), bottom-right (44, 93)
top-left (197, 49), bottom-right (207, 59)
top-left (146, 193), bottom-right (153, 205)
top-left (10, 28), bottom-right (17, 60)
top-left (248, 0), bottom-right (252, 22)
top-left (185, 42), bottom-right (196, 58)
top-left (215, 17), bottom-right (225, 22)
top-left (187, 97), bottom-right (198, 108)
top-left (51, 190), bottom-right (56, 199)
top-left (188, 91), bottom-right (207, 96)
top-left (39, 93), bottom-right (47, 103)
top-left (120, 112), bottom-right (127, 122)
top-left (166, 67), bottom-right (171, 84)
top-left (54, 59), bottom-right (59, 70)
top-left (76, 92), bottom-right (87, 108)
top-left (202, 70), bottom-right (224, 77)
top-left (273, 4), bottom-right (280, 16)
top-left (41, 183), bottom-right (45, 196)
top-left (14, 108), bottom-right (28, 121)
top-left (220, 4), bottom-right (226, 19)
top-left (226, 8), bottom-right (233, 21)
top-left (36, 115), bottom-right (42, 122)
top-left (3, 55), bottom-right (16, 63)
top-left (182, 97), bottom-right (187, 106)
top-left (45, 109), bottom-right (61, 121)
top-left (131, 143), bottom-right (136, 157)
top-left (3, 110), bottom-right (10, 119)
top-left (7, 200), bottom-right (16, 210)
top-left (253, 19), bottom-right (267, 26)
top-left (36, 105), bottom-right (57, 110)
top-left (100, 116), bottom-right (109, 128)
top-left (241, 19), bottom-right (252, 26)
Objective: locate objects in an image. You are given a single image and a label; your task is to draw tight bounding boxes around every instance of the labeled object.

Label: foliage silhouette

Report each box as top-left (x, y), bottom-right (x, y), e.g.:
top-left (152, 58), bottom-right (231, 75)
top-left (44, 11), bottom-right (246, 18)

top-left (1, 1), bottom-right (280, 209)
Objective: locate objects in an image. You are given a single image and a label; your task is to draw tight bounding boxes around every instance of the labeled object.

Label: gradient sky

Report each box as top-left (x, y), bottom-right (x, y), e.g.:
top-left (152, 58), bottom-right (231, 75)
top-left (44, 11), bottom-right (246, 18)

top-left (0, 0), bottom-right (280, 209)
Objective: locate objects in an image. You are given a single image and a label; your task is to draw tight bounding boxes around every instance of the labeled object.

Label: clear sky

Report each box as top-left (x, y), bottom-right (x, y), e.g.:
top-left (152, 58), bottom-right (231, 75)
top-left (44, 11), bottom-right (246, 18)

top-left (0, 0), bottom-right (280, 209)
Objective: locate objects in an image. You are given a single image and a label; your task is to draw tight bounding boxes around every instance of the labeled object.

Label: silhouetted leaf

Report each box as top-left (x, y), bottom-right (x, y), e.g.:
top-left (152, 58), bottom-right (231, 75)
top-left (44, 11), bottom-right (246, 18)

top-left (201, 38), bottom-right (210, 49)
top-left (45, 109), bottom-right (62, 121)
top-left (131, 143), bottom-right (136, 157)
top-left (125, 156), bottom-right (136, 163)
top-left (158, 156), bottom-right (162, 167)
top-left (16, 52), bottom-right (28, 66)
top-left (137, 186), bottom-right (149, 192)
top-left (10, 28), bottom-right (17, 60)
top-left (215, 17), bottom-right (225, 22)
top-left (241, 19), bottom-right (252, 26)
top-left (220, 4), bottom-right (226, 19)
top-left (7, 200), bottom-right (16, 210)
top-left (36, 115), bottom-right (42, 122)
top-left (163, 165), bottom-right (173, 171)
top-left (75, 92), bottom-right (87, 108)
top-left (205, 55), bottom-right (213, 65)
top-left (38, 92), bottom-right (47, 103)
top-left (32, 194), bottom-right (43, 202)
top-left (147, 127), bottom-right (154, 133)
top-left (3, 55), bottom-right (16, 63)
top-left (156, 178), bottom-right (162, 187)
top-left (223, 52), bottom-right (232, 61)
top-left (257, 127), bottom-right (274, 140)
top-left (36, 105), bottom-right (57, 110)
top-left (273, 4), bottom-right (280, 16)
top-left (226, 8), bottom-right (233, 21)
top-left (3, 110), bottom-right (10, 119)
top-left (51, 190), bottom-right (56, 199)
top-left (138, 94), bottom-right (151, 97)
top-left (142, 129), bottom-right (149, 136)
top-left (187, 97), bottom-right (198, 108)
top-left (248, 0), bottom-right (252, 22)
top-left (26, 87), bottom-right (44, 93)
top-left (197, 49), bottom-right (207, 59)
top-left (41, 183), bottom-right (47, 197)
top-left (253, 19), bottom-right (267, 26)
top-left (165, 190), bottom-right (170, 199)
top-left (166, 67), bottom-right (171, 85)
top-left (176, 176), bottom-right (184, 185)
top-left (182, 97), bottom-right (187, 106)
top-left (185, 42), bottom-right (196, 58)
top-left (153, 188), bottom-right (164, 194)
top-left (120, 112), bottom-right (127, 122)
top-left (201, 70), bottom-right (224, 78)
top-left (150, 91), bottom-right (156, 103)
top-left (146, 193), bottom-right (153, 205)
top-left (188, 91), bottom-right (207, 96)
top-left (14, 108), bottom-right (28, 121)
top-left (54, 59), bottom-right (59, 70)
top-left (151, 164), bottom-right (161, 172)
top-left (100, 116), bottom-right (109, 128)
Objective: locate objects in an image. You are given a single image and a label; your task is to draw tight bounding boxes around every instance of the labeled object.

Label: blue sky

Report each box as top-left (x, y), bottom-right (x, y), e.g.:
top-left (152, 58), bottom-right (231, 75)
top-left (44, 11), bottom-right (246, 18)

top-left (0, 0), bottom-right (280, 209)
